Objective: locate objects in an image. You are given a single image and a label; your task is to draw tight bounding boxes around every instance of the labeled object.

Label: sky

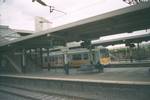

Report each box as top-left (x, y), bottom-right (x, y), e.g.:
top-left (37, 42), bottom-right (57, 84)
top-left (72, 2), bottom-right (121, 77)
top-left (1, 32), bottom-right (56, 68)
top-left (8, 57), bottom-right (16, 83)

top-left (0, 0), bottom-right (129, 30)
top-left (0, 0), bottom-right (150, 48)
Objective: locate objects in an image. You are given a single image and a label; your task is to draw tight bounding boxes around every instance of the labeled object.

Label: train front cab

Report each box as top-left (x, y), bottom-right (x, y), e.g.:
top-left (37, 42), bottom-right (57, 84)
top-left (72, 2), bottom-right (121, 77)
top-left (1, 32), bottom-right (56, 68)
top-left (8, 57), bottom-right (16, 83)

top-left (93, 47), bottom-right (110, 72)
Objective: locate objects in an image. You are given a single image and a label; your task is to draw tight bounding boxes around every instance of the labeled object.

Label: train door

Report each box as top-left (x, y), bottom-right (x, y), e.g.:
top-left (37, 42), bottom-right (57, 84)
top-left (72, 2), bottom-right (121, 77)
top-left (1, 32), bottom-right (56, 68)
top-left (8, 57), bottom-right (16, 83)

top-left (81, 52), bottom-right (90, 64)
top-left (93, 50), bottom-right (100, 65)
top-left (91, 51), bottom-right (96, 64)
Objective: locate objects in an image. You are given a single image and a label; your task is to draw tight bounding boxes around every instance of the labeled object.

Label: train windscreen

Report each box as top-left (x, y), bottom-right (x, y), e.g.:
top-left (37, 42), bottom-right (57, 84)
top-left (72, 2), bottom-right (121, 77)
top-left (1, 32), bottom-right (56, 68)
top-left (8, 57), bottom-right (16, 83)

top-left (100, 49), bottom-right (109, 57)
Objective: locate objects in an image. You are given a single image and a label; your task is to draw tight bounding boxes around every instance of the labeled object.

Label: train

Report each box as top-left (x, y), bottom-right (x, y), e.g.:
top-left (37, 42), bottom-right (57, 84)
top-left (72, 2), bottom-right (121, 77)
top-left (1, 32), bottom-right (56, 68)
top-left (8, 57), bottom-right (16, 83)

top-left (42, 46), bottom-right (110, 70)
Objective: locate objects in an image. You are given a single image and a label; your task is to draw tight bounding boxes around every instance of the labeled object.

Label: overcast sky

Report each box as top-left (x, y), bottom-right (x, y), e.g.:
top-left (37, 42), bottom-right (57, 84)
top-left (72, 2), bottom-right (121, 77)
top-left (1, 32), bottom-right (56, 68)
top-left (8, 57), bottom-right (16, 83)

top-left (0, 0), bottom-right (129, 30)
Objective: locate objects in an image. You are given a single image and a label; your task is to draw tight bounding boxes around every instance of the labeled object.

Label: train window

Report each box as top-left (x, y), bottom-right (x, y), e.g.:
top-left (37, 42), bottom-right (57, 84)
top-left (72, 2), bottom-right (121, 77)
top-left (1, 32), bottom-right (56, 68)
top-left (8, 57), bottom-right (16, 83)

top-left (54, 56), bottom-right (58, 64)
top-left (83, 53), bottom-right (88, 60)
top-left (50, 56), bottom-right (54, 62)
top-left (72, 54), bottom-right (82, 60)
top-left (100, 49), bottom-right (109, 57)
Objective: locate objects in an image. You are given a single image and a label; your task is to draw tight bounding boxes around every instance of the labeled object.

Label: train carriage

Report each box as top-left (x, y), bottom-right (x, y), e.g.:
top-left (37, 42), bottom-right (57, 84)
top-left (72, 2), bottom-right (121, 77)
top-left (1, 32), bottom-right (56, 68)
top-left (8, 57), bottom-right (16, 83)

top-left (42, 46), bottom-right (110, 69)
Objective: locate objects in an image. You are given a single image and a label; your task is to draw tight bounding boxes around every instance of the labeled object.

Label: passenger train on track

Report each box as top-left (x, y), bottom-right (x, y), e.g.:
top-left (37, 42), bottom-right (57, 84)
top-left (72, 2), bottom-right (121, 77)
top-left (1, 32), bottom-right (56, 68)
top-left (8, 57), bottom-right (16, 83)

top-left (42, 46), bottom-right (110, 69)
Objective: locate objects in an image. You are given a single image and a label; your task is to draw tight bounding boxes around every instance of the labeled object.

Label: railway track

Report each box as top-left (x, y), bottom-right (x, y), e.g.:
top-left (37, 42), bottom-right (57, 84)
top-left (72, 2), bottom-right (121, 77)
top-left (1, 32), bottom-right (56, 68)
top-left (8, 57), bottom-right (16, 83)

top-left (0, 84), bottom-right (85, 100)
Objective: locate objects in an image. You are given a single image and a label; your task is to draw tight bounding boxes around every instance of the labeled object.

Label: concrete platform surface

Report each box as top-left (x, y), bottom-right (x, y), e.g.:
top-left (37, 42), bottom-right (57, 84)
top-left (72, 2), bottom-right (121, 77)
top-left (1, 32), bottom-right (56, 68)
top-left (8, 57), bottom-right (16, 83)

top-left (1, 67), bottom-right (150, 100)
top-left (1, 67), bottom-right (150, 84)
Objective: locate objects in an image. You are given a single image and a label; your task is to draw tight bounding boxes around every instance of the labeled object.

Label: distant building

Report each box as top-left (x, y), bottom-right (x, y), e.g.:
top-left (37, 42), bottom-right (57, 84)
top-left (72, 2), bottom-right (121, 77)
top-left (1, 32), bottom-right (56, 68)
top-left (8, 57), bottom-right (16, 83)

top-left (0, 25), bottom-right (34, 46)
top-left (0, 25), bottom-right (20, 45)
top-left (35, 16), bottom-right (52, 32)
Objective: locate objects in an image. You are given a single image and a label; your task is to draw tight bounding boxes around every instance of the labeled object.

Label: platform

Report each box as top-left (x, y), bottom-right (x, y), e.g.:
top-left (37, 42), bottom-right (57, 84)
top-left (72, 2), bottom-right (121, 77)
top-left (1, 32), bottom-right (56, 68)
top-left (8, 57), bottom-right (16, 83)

top-left (0, 67), bottom-right (150, 100)
top-left (1, 67), bottom-right (150, 84)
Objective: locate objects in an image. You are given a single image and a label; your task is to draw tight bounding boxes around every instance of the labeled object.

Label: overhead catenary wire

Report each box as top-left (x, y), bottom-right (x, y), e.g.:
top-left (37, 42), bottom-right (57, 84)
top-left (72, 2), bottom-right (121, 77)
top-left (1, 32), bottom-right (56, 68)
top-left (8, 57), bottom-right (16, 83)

top-left (50, 0), bottom-right (106, 20)
top-left (122, 0), bottom-right (146, 5)
top-left (32, 0), bottom-right (66, 14)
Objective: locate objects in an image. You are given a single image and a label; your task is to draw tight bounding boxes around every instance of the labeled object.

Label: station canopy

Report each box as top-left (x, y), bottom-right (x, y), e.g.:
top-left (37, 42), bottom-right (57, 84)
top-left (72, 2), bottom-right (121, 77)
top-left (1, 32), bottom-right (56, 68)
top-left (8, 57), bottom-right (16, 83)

top-left (0, 2), bottom-right (150, 51)
top-left (93, 33), bottom-right (150, 47)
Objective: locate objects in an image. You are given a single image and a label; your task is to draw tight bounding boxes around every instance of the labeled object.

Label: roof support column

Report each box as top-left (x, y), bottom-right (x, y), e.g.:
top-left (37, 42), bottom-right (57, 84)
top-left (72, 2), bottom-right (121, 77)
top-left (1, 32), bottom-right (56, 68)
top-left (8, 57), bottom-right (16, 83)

top-left (35, 48), bottom-right (38, 65)
top-left (47, 48), bottom-right (51, 71)
top-left (40, 48), bottom-right (43, 68)
top-left (21, 49), bottom-right (26, 73)
top-left (137, 43), bottom-right (141, 60)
